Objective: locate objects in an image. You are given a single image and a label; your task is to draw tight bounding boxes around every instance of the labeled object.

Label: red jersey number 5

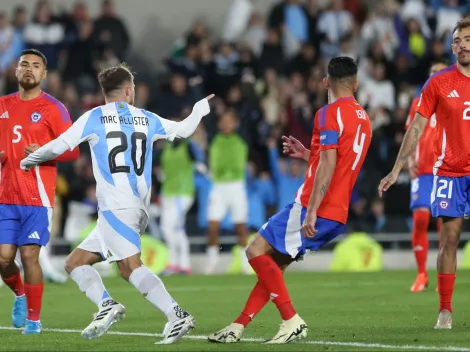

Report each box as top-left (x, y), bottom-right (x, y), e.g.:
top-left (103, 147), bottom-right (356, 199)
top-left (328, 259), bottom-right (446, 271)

top-left (12, 125), bottom-right (22, 143)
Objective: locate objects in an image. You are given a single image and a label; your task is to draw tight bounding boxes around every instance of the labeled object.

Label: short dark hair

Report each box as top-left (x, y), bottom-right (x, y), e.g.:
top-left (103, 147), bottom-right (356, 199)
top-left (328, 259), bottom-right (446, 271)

top-left (453, 18), bottom-right (470, 34)
top-left (430, 58), bottom-right (450, 67)
top-left (97, 62), bottom-right (134, 95)
top-left (20, 49), bottom-right (47, 67)
top-left (327, 56), bottom-right (358, 80)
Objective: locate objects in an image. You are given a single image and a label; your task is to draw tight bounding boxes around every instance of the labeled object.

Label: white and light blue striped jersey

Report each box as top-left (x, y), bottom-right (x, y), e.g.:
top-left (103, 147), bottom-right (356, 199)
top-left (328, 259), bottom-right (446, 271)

top-left (59, 101), bottom-right (178, 212)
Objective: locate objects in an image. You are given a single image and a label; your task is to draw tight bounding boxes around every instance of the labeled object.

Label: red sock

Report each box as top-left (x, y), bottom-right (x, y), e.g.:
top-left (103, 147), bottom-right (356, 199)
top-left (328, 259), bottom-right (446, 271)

top-left (234, 281), bottom-right (270, 327)
top-left (249, 255), bottom-right (296, 320)
top-left (438, 273), bottom-right (456, 312)
top-left (24, 284), bottom-right (44, 321)
top-left (412, 210), bottom-right (430, 274)
top-left (2, 272), bottom-right (25, 296)
top-left (436, 219), bottom-right (441, 249)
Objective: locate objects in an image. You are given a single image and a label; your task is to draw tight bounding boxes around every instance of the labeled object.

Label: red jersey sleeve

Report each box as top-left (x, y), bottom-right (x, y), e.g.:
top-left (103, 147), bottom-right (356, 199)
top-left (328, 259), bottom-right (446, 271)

top-left (44, 96), bottom-right (79, 162)
top-left (405, 97), bottom-right (419, 130)
top-left (317, 105), bottom-right (340, 151)
top-left (417, 77), bottom-right (439, 119)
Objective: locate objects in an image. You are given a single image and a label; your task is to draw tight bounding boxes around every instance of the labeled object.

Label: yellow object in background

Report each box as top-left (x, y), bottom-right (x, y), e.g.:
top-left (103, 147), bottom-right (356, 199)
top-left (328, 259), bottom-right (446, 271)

top-left (461, 241), bottom-right (470, 269)
top-left (330, 232), bottom-right (383, 272)
top-left (227, 233), bottom-right (256, 274)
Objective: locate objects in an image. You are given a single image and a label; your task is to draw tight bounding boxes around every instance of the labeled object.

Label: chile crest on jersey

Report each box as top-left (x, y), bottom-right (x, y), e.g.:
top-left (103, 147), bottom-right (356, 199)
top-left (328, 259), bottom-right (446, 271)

top-left (30, 112), bottom-right (42, 123)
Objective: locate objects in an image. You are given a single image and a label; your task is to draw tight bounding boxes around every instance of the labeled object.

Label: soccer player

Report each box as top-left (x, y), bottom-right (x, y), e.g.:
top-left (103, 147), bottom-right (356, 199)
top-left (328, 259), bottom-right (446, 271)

top-left (379, 18), bottom-right (470, 329)
top-left (407, 60), bottom-right (447, 292)
top-left (21, 63), bottom-right (214, 344)
top-left (0, 49), bottom-right (79, 334)
top-left (208, 56), bottom-right (371, 344)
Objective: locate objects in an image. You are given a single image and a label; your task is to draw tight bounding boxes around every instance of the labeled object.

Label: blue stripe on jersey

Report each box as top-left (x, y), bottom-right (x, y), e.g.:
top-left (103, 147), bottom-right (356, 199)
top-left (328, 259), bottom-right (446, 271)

top-left (143, 110), bottom-right (166, 189)
top-left (118, 103), bottom-right (140, 198)
top-left (102, 210), bottom-right (141, 250)
top-left (84, 108), bottom-right (115, 187)
top-left (318, 106), bottom-right (328, 128)
top-left (422, 64), bottom-right (455, 90)
top-left (44, 93), bottom-right (71, 123)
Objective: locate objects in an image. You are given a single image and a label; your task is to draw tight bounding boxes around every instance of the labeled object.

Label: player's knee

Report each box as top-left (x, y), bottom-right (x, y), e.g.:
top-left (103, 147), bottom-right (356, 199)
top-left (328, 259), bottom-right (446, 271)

top-left (0, 256), bottom-right (13, 270)
top-left (64, 254), bottom-right (80, 275)
top-left (19, 247), bottom-right (39, 267)
top-left (117, 256), bottom-right (142, 281)
top-left (442, 233), bottom-right (459, 250)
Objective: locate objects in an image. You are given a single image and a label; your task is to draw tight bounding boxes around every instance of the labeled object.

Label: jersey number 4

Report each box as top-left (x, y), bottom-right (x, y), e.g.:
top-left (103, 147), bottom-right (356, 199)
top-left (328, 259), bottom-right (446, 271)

top-left (106, 131), bottom-right (147, 176)
top-left (352, 124), bottom-right (366, 171)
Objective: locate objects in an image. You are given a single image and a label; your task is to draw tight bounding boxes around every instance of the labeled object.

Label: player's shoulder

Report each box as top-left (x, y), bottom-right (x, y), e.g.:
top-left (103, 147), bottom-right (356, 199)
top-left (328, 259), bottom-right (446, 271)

top-left (41, 93), bottom-right (71, 123)
top-left (0, 92), bottom-right (19, 105)
top-left (423, 64), bottom-right (456, 89)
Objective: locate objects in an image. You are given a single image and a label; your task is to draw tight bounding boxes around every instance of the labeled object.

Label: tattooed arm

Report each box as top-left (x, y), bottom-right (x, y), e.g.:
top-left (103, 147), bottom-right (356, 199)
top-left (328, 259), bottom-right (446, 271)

top-left (378, 113), bottom-right (428, 197)
top-left (307, 149), bottom-right (337, 214)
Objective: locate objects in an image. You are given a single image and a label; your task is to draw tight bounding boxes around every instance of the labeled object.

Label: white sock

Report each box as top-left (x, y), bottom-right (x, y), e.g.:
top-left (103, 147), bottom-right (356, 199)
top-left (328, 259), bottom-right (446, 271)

top-left (161, 226), bottom-right (178, 269)
top-left (178, 230), bottom-right (191, 271)
top-left (39, 246), bottom-right (56, 275)
top-left (129, 266), bottom-right (182, 322)
top-left (239, 246), bottom-right (249, 273)
top-left (70, 265), bottom-right (112, 308)
top-left (206, 245), bottom-right (220, 272)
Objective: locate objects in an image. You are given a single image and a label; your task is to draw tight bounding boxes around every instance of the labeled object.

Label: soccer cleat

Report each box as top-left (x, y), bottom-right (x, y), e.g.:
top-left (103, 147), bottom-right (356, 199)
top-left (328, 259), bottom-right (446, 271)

top-left (22, 320), bottom-right (42, 334)
top-left (156, 311), bottom-right (195, 344)
top-left (12, 294), bottom-right (27, 328)
top-left (410, 273), bottom-right (428, 292)
top-left (264, 314), bottom-right (308, 344)
top-left (434, 309), bottom-right (452, 329)
top-left (81, 299), bottom-right (126, 339)
top-left (207, 323), bottom-right (244, 343)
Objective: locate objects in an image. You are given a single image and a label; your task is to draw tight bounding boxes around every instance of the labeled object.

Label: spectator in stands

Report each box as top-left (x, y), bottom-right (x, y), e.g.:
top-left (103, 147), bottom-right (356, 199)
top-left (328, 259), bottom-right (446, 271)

top-left (23, 1), bottom-right (64, 70)
top-left (11, 5), bottom-right (27, 34)
top-left (153, 73), bottom-right (196, 119)
top-left (317, 0), bottom-right (354, 58)
top-left (0, 11), bottom-right (17, 76)
top-left (93, 0), bottom-right (130, 60)
top-left (243, 12), bottom-right (267, 57)
top-left (63, 19), bottom-right (97, 90)
top-left (258, 28), bottom-right (284, 75)
top-left (286, 43), bottom-right (317, 76)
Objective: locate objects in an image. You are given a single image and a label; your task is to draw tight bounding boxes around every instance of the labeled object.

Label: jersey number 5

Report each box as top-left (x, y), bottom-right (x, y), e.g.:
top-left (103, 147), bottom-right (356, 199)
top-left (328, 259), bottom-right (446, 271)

top-left (352, 124), bottom-right (366, 171)
top-left (106, 131), bottom-right (147, 176)
top-left (12, 125), bottom-right (22, 143)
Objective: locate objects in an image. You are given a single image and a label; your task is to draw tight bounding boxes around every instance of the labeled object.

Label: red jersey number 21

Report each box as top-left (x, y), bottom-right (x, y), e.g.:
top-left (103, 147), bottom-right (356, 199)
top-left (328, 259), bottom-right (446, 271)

top-left (352, 124), bottom-right (366, 171)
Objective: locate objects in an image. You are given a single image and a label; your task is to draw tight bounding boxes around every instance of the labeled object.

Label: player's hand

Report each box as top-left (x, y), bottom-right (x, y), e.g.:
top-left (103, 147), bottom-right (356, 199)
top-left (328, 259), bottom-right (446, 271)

top-left (282, 135), bottom-right (307, 159)
top-left (302, 212), bottom-right (318, 238)
top-left (378, 170), bottom-right (399, 198)
top-left (205, 94), bottom-right (215, 101)
top-left (24, 143), bottom-right (40, 156)
top-left (20, 159), bottom-right (31, 171)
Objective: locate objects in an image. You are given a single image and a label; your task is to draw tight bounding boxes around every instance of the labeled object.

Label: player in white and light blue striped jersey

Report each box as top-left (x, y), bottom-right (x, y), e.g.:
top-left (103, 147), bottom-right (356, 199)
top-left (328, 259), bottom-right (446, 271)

top-left (21, 63), bottom-right (213, 344)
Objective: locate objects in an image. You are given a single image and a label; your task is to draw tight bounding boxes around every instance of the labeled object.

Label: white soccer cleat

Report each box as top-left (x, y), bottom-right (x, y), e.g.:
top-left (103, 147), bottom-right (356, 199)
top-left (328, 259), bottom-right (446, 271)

top-left (81, 300), bottom-right (126, 339)
top-left (264, 314), bottom-right (308, 344)
top-left (155, 312), bottom-right (195, 344)
top-left (207, 323), bottom-right (244, 343)
top-left (434, 309), bottom-right (452, 329)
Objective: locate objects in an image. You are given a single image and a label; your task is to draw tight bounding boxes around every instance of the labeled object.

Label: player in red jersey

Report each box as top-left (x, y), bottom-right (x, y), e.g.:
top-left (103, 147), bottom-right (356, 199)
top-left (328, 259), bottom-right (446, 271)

top-left (208, 57), bottom-right (372, 344)
top-left (406, 60), bottom-right (447, 292)
top-left (0, 49), bottom-right (79, 334)
top-left (379, 18), bottom-right (470, 329)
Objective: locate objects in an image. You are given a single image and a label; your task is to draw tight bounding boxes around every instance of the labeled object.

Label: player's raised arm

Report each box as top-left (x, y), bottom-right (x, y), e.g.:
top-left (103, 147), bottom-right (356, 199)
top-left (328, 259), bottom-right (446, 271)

top-left (20, 110), bottom-right (93, 170)
top-left (149, 95), bottom-right (214, 142)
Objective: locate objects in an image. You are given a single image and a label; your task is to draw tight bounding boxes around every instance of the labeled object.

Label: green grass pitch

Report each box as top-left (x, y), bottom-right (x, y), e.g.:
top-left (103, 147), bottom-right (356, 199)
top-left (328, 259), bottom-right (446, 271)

top-left (0, 270), bottom-right (469, 351)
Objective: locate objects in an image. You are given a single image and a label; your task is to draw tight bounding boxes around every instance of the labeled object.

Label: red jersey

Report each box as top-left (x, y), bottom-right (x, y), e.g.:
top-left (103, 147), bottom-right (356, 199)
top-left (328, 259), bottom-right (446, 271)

top-left (0, 92), bottom-right (79, 207)
top-left (417, 64), bottom-right (470, 177)
top-left (405, 97), bottom-right (440, 176)
top-left (295, 97), bottom-right (372, 224)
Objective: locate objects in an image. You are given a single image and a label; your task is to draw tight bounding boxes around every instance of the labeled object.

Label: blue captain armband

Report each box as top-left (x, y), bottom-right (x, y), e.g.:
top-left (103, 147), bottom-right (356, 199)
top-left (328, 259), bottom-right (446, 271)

top-left (319, 130), bottom-right (339, 146)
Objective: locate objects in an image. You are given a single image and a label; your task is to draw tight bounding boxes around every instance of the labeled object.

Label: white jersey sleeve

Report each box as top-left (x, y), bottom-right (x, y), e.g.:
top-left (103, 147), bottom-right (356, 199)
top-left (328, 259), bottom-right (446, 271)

top-left (59, 109), bottom-right (95, 150)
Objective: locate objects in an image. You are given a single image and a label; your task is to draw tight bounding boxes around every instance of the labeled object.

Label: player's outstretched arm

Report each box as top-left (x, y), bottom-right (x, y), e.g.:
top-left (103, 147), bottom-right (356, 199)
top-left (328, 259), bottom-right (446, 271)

top-left (302, 149), bottom-right (337, 238)
top-left (20, 138), bottom-right (70, 171)
top-left (378, 113), bottom-right (428, 197)
top-left (282, 135), bottom-right (310, 161)
top-left (174, 94), bottom-right (215, 139)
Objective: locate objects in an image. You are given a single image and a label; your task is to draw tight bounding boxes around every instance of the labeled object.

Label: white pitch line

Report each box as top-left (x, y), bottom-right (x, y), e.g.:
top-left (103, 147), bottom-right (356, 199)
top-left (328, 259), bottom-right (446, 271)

top-left (0, 326), bottom-right (469, 351)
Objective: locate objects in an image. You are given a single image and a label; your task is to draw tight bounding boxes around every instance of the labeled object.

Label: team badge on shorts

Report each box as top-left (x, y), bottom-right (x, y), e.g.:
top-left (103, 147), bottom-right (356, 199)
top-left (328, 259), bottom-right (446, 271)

top-left (30, 112), bottom-right (42, 123)
top-left (439, 200), bottom-right (449, 209)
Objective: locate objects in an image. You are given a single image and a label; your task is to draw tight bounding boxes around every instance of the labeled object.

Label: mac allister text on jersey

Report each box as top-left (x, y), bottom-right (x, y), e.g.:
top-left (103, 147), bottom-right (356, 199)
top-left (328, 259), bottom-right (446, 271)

top-left (100, 115), bottom-right (149, 126)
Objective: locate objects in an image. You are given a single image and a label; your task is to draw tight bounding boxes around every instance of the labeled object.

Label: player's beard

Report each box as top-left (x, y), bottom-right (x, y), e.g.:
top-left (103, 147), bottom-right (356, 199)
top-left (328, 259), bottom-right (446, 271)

top-left (19, 76), bottom-right (41, 91)
top-left (457, 51), bottom-right (470, 67)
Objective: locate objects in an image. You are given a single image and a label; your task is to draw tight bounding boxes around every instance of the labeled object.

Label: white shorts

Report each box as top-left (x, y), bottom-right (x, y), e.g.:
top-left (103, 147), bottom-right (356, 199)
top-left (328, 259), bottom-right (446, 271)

top-left (160, 195), bottom-right (194, 233)
top-left (78, 209), bottom-right (148, 263)
top-left (208, 181), bottom-right (248, 223)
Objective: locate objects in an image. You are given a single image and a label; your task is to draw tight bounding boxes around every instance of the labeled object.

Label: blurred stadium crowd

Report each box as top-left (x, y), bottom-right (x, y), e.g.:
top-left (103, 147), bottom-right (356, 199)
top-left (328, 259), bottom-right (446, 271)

top-left (1, 0), bottom-right (469, 245)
